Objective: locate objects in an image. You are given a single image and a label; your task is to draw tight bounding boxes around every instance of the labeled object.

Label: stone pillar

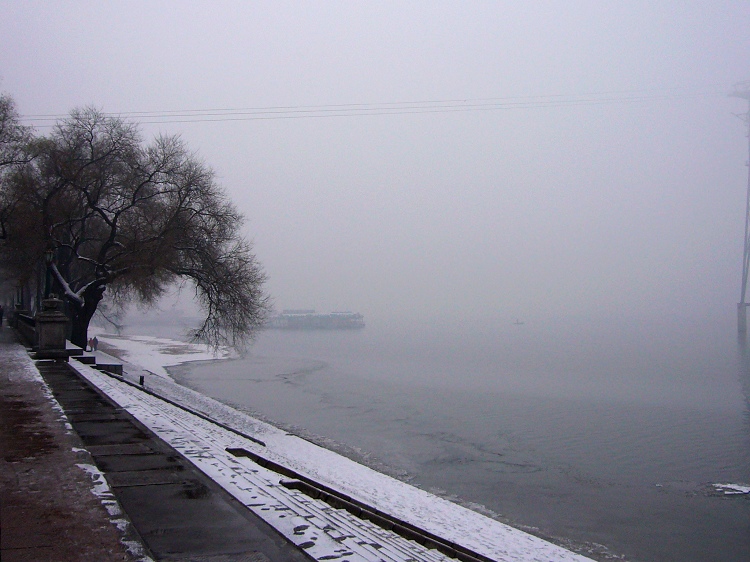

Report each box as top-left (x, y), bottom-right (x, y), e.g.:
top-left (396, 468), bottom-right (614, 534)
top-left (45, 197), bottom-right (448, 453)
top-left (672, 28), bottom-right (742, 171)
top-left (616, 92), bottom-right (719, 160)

top-left (35, 296), bottom-right (70, 360)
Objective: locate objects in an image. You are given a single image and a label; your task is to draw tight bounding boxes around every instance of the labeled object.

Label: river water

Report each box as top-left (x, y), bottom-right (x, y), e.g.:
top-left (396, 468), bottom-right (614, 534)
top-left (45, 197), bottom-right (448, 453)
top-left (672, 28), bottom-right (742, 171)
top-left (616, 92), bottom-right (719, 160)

top-left (165, 313), bottom-right (750, 561)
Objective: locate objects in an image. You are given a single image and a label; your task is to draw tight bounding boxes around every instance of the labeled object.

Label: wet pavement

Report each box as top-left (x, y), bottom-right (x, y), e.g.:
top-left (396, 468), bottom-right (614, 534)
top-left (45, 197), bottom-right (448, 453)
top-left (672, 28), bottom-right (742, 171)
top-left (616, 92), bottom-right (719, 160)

top-left (1, 326), bottom-right (310, 561)
top-left (0, 327), bottom-right (136, 562)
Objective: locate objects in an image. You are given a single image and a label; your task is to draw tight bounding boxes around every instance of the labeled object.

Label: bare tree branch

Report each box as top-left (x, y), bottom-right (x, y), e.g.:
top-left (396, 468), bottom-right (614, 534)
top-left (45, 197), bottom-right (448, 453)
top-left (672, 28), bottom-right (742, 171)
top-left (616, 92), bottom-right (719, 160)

top-left (0, 104), bottom-right (269, 348)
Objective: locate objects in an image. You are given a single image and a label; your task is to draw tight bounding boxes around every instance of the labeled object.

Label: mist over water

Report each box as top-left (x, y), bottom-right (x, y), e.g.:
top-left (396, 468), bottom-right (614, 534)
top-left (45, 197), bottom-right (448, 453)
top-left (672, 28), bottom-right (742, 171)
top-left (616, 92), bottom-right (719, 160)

top-left (5, 3), bottom-right (750, 559)
top-left (165, 311), bottom-right (750, 562)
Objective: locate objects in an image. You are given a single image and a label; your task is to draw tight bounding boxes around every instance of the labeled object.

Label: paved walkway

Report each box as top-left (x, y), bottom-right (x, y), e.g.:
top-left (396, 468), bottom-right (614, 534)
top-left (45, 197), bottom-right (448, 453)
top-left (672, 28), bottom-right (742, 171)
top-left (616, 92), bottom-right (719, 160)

top-left (0, 326), bottom-right (310, 561)
top-left (0, 326), bottom-right (138, 561)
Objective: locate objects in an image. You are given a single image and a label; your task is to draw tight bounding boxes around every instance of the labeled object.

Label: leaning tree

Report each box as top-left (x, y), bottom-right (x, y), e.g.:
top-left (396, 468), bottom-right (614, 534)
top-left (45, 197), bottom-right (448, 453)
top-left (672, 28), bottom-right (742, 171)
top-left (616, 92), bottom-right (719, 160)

top-left (0, 105), bottom-right (269, 348)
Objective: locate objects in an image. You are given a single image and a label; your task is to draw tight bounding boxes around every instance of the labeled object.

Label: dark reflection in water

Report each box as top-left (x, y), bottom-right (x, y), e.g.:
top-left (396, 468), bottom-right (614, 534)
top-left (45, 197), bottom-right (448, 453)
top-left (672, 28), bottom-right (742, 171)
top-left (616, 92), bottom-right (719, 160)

top-left (167, 314), bottom-right (750, 562)
top-left (737, 334), bottom-right (750, 432)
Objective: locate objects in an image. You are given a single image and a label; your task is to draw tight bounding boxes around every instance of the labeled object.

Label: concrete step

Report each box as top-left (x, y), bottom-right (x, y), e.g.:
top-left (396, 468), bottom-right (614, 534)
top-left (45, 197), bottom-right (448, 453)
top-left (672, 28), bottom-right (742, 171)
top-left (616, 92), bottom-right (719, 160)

top-left (36, 362), bottom-right (310, 562)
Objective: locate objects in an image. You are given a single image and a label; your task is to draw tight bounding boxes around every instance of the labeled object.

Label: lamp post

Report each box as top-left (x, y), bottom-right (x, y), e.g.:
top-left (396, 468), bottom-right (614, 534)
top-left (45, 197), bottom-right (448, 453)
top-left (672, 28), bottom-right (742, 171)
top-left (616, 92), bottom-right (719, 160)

top-left (36, 247), bottom-right (69, 359)
top-left (44, 248), bottom-right (54, 299)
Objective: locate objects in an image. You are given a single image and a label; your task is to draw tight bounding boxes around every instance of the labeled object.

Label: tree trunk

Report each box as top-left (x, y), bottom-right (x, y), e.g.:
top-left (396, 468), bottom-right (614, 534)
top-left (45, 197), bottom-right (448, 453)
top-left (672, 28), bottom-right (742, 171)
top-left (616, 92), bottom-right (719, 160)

top-left (66, 283), bottom-right (105, 349)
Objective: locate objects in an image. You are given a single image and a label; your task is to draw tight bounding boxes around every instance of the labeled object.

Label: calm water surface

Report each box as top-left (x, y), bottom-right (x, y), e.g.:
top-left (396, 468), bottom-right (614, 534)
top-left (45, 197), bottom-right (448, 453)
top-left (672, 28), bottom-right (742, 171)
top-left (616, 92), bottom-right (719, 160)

top-left (167, 314), bottom-right (750, 562)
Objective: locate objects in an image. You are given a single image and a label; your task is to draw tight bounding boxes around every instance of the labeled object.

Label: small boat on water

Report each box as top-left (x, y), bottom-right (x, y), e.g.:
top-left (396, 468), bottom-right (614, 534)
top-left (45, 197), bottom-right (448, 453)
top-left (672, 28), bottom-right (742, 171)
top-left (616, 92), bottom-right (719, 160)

top-left (267, 310), bottom-right (365, 330)
top-left (513, 318), bottom-right (524, 325)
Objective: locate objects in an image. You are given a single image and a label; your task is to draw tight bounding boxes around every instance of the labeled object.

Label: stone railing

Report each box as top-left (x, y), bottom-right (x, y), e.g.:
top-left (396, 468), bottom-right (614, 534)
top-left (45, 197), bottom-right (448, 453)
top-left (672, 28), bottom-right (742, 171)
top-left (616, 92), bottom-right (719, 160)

top-left (13, 297), bottom-right (80, 361)
top-left (13, 309), bottom-right (36, 347)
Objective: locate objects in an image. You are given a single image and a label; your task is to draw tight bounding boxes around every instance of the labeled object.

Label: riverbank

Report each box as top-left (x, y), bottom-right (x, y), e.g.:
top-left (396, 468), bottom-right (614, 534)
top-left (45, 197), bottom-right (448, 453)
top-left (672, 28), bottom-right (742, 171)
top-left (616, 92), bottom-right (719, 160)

top-left (92, 333), bottom-right (597, 561)
top-left (140, 321), bottom-right (750, 562)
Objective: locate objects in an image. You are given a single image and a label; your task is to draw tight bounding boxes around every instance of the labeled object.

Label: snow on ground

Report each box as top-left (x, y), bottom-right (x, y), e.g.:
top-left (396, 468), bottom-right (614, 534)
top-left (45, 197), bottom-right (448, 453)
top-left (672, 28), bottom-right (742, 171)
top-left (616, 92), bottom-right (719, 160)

top-left (2, 339), bottom-right (49, 383)
top-left (85, 334), bottom-right (595, 562)
top-left (96, 334), bottom-right (230, 378)
top-left (76, 462), bottom-right (155, 561)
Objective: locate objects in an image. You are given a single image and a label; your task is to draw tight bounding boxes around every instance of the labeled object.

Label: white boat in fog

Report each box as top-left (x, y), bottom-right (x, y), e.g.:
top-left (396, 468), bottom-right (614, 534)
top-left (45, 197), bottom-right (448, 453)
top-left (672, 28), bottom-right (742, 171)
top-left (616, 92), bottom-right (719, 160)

top-left (267, 310), bottom-right (365, 330)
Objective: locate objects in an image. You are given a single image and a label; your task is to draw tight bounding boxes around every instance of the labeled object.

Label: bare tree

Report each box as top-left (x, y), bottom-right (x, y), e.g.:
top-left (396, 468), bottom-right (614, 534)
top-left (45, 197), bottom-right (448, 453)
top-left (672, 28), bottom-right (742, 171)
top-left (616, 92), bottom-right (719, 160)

top-left (0, 106), bottom-right (269, 348)
top-left (0, 93), bottom-right (32, 170)
top-left (0, 93), bottom-right (36, 300)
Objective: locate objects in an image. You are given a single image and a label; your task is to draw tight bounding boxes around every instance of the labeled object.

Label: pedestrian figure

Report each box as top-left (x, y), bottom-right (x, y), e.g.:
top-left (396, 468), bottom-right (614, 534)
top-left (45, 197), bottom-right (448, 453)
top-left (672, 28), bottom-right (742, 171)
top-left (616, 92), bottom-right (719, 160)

top-left (87, 337), bottom-right (93, 352)
top-left (0, 304), bottom-right (4, 327)
top-left (92, 336), bottom-right (98, 351)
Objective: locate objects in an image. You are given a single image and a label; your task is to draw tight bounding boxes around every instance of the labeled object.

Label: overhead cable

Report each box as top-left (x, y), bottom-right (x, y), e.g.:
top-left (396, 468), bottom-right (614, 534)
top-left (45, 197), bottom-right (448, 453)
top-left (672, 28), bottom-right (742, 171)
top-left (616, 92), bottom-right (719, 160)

top-left (19, 86), bottom-right (726, 126)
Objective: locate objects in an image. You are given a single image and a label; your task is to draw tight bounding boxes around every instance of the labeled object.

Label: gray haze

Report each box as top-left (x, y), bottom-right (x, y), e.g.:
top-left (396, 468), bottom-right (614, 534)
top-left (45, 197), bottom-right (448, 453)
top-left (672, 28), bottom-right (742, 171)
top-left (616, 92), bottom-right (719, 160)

top-left (2, 2), bottom-right (749, 327)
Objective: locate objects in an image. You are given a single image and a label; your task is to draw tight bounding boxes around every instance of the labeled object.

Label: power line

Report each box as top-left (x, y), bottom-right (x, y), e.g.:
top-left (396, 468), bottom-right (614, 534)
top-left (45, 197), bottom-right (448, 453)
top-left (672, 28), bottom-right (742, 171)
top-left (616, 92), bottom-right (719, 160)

top-left (19, 86), bottom-right (726, 127)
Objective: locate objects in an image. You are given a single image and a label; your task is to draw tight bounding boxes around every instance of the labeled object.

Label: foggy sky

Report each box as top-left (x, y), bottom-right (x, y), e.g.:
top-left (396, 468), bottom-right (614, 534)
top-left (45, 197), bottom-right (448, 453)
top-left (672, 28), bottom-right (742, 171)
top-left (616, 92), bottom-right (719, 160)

top-left (2, 1), bottom-right (749, 326)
